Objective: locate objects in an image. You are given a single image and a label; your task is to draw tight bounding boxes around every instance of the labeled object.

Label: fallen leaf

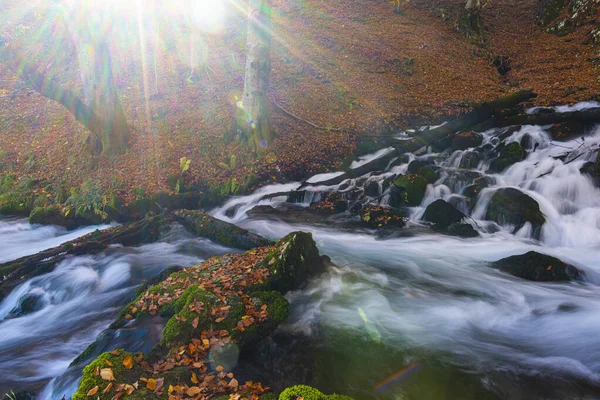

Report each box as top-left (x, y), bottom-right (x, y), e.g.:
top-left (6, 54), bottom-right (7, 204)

top-left (192, 317), bottom-right (199, 329)
top-left (124, 384), bottom-right (135, 395)
top-left (103, 383), bottom-right (113, 393)
top-left (186, 386), bottom-right (201, 396)
top-left (146, 378), bottom-right (157, 391)
top-left (100, 368), bottom-right (115, 381)
top-left (105, 360), bottom-right (113, 366)
top-left (87, 386), bottom-right (99, 396)
top-left (228, 378), bottom-right (239, 388)
top-left (123, 355), bottom-right (133, 369)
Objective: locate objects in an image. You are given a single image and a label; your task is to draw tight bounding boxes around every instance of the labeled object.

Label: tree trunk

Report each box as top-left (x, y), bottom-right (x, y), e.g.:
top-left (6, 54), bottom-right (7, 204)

top-left (61, 4), bottom-right (130, 156)
top-left (237, 0), bottom-right (273, 150)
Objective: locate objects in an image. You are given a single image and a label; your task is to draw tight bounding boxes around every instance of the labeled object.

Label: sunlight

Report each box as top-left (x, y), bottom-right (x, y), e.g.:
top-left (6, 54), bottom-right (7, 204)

top-left (187, 0), bottom-right (228, 34)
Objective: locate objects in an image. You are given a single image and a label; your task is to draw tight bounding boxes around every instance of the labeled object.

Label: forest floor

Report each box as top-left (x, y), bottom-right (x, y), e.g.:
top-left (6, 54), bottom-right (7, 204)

top-left (0, 0), bottom-right (598, 205)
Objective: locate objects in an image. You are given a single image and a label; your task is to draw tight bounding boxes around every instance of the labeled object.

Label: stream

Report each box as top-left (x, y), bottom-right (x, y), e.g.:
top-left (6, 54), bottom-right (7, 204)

top-left (1, 105), bottom-right (600, 399)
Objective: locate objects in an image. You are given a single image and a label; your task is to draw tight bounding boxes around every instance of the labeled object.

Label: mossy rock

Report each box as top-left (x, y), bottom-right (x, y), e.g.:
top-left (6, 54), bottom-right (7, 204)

top-left (422, 200), bottom-right (466, 229)
top-left (359, 205), bottom-right (406, 229)
top-left (279, 385), bottom-right (354, 400)
top-left (406, 159), bottom-right (433, 174)
top-left (485, 188), bottom-right (545, 235)
top-left (28, 205), bottom-right (102, 229)
top-left (491, 251), bottom-right (583, 282)
top-left (416, 166), bottom-right (439, 184)
top-left (72, 351), bottom-right (145, 400)
top-left (0, 198), bottom-right (30, 216)
top-left (488, 142), bottom-right (524, 173)
top-left (538, 0), bottom-right (567, 26)
top-left (392, 174), bottom-right (429, 206)
top-left (174, 209), bottom-right (272, 250)
top-left (452, 132), bottom-right (483, 150)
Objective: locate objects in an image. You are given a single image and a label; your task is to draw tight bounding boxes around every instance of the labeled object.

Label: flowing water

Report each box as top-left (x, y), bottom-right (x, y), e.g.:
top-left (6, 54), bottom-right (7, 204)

top-left (1, 108), bottom-right (600, 399)
top-left (209, 122), bottom-right (600, 399)
top-left (0, 222), bottom-right (236, 398)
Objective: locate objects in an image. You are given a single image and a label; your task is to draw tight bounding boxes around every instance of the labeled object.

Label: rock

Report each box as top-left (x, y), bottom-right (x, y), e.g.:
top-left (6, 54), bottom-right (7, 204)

top-left (391, 174), bottom-right (429, 206)
top-left (485, 188), bottom-right (546, 235)
top-left (452, 131), bottom-right (483, 150)
top-left (492, 55), bottom-right (511, 76)
top-left (458, 151), bottom-right (482, 169)
top-left (492, 251), bottom-right (583, 282)
top-left (462, 176), bottom-right (494, 210)
top-left (174, 209), bottom-right (272, 250)
top-left (548, 121), bottom-right (592, 142)
top-left (417, 166), bottom-right (439, 184)
top-left (423, 200), bottom-right (466, 229)
top-left (8, 293), bottom-right (44, 317)
top-left (72, 232), bottom-right (327, 400)
top-left (363, 180), bottom-right (380, 197)
top-left (359, 205), bottom-right (406, 229)
top-left (488, 142), bottom-right (524, 173)
top-left (309, 192), bottom-right (348, 214)
top-left (407, 159), bottom-right (434, 174)
top-left (422, 200), bottom-right (478, 237)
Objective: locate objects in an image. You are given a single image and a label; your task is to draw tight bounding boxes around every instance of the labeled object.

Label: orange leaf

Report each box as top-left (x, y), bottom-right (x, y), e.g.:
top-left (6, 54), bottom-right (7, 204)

top-left (191, 372), bottom-right (198, 384)
top-left (87, 386), bottom-right (99, 396)
top-left (146, 378), bottom-right (157, 391)
top-left (105, 360), bottom-right (113, 366)
top-left (186, 386), bottom-right (201, 396)
top-left (216, 365), bottom-right (224, 372)
top-left (103, 383), bottom-right (113, 393)
top-left (228, 378), bottom-right (239, 388)
top-left (100, 368), bottom-right (115, 381)
top-left (123, 355), bottom-right (133, 369)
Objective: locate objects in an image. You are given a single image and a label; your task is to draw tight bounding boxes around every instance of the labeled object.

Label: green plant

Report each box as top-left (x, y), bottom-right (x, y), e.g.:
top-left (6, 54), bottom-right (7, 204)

top-left (218, 154), bottom-right (237, 171)
top-left (65, 180), bottom-right (108, 220)
top-left (3, 390), bottom-right (16, 400)
top-left (175, 156), bottom-right (192, 193)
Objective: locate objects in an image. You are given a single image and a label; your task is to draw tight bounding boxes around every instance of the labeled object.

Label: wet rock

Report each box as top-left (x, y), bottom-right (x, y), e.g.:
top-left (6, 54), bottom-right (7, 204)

top-left (174, 209), bottom-right (272, 250)
top-left (548, 120), bottom-right (591, 142)
top-left (485, 188), bottom-right (546, 235)
top-left (407, 159), bottom-right (434, 174)
top-left (364, 180), bottom-right (380, 197)
top-left (423, 199), bottom-right (479, 237)
top-left (458, 151), bottom-right (483, 169)
top-left (309, 192), bottom-right (348, 214)
top-left (491, 251), bottom-right (583, 282)
top-left (417, 166), bottom-right (439, 184)
top-left (440, 169), bottom-right (481, 193)
top-left (488, 142), bottom-right (524, 173)
top-left (462, 176), bottom-right (493, 210)
top-left (8, 293), bottom-right (44, 317)
top-left (29, 205), bottom-right (103, 229)
top-left (452, 131), bottom-right (483, 150)
top-left (391, 174), bottom-right (429, 206)
top-left (359, 205), bottom-right (406, 229)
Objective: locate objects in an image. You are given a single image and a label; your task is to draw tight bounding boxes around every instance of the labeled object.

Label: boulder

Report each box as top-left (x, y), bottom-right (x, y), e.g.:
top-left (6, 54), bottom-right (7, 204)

top-left (422, 200), bottom-right (478, 237)
top-left (407, 159), bottom-right (434, 174)
top-left (492, 251), bottom-right (583, 282)
top-left (422, 200), bottom-right (466, 229)
top-left (72, 232), bottom-right (328, 400)
top-left (28, 205), bottom-right (103, 229)
top-left (488, 142), bottom-right (524, 173)
top-left (485, 188), bottom-right (545, 235)
top-left (416, 166), bottom-right (439, 184)
top-left (458, 151), bottom-right (482, 169)
top-left (391, 174), bottom-right (429, 206)
top-left (363, 180), bottom-right (380, 197)
top-left (452, 131), bottom-right (483, 150)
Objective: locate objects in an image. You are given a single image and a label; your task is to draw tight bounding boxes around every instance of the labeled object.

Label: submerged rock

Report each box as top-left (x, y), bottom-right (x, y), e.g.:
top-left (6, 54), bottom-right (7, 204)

top-left (485, 188), bottom-right (545, 235)
top-left (422, 200), bottom-right (478, 238)
top-left (492, 251), bottom-right (583, 282)
top-left (72, 232), bottom-right (328, 400)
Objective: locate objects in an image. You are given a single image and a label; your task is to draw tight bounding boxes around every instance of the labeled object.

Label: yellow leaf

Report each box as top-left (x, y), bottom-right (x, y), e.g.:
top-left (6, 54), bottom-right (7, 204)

top-left (122, 355), bottom-right (133, 369)
top-left (87, 385), bottom-right (99, 396)
top-left (100, 368), bottom-right (115, 381)
top-left (146, 378), bottom-right (156, 391)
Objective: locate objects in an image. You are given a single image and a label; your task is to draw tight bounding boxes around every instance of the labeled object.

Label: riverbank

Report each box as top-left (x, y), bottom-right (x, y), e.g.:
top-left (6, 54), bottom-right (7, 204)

top-left (1, 0), bottom-right (599, 211)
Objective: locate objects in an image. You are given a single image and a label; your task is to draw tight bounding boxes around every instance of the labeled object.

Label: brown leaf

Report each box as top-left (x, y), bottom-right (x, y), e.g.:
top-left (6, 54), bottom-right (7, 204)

top-left (192, 317), bottom-right (199, 329)
top-left (111, 392), bottom-right (124, 400)
top-left (87, 386), bottom-right (99, 396)
top-left (155, 377), bottom-right (164, 393)
top-left (191, 372), bottom-right (198, 384)
top-left (124, 384), bottom-right (135, 395)
top-left (186, 386), bottom-right (201, 396)
top-left (110, 349), bottom-right (120, 356)
top-left (100, 368), bottom-right (115, 381)
top-left (122, 355), bottom-right (133, 369)
top-left (228, 378), bottom-right (239, 388)
top-left (103, 383), bottom-right (113, 394)
top-left (105, 360), bottom-right (113, 366)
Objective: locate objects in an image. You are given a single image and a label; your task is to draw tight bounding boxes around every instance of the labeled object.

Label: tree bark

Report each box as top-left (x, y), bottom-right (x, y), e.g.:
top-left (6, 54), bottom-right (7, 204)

top-left (61, 5), bottom-right (130, 155)
top-left (237, 0), bottom-right (273, 150)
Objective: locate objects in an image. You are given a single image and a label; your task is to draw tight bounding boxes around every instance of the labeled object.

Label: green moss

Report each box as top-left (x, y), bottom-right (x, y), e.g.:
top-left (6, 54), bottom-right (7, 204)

top-left (278, 385), bottom-right (355, 400)
top-left (72, 351), bottom-right (142, 400)
top-left (279, 385), bottom-right (326, 400)
top-left (539, 0), bottom-right (566, 25)
top-left (489, 142), bottom-right (524, 172)
top-left (393, 174), bottom-right (428, 206)
top-left (416, 166), bottom-right (439, 184)
top-left (160, 286), bottom-right (218, 347)
top-left (260, 393), bottom-right (279, 400)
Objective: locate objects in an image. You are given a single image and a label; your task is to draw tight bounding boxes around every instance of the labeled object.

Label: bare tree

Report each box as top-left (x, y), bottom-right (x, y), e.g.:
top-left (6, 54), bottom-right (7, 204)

top-left (236, 0), bottom-right (273, 150)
